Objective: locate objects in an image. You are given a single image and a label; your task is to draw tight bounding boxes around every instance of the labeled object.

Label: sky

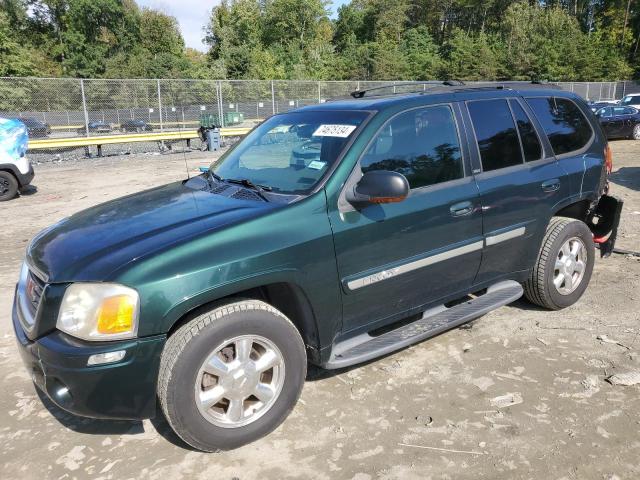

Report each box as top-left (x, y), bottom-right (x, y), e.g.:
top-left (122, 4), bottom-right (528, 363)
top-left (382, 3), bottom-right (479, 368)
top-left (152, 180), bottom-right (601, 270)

top-left (135, 0), bottom-right (350, 52)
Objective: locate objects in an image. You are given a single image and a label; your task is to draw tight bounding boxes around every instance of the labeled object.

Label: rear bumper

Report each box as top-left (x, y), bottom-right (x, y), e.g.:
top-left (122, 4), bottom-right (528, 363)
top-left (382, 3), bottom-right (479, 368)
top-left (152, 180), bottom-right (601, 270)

top-left (13, 296), bottom-right (165, 420)
top-left (588, 194), bottom-right (623, 257)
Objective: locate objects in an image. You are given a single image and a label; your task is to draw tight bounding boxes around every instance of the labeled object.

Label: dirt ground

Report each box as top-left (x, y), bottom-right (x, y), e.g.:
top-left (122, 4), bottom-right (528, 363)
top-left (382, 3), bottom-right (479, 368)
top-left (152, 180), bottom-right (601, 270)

top-left (0, 143), bottom-right (639, 480)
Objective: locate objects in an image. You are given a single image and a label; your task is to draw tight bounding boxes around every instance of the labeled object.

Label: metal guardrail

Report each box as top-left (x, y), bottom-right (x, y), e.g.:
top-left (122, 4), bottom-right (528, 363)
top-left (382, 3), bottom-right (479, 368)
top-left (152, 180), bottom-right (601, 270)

top-left (28, 127), bottom-right (252, 153)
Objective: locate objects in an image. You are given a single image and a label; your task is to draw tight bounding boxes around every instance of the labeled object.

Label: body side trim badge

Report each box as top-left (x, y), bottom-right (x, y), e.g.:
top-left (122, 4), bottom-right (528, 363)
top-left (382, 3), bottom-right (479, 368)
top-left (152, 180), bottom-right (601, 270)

top-left (485, 226), bottom-right (526, 246)
top-left (346, 240), bottom-right (484, 291)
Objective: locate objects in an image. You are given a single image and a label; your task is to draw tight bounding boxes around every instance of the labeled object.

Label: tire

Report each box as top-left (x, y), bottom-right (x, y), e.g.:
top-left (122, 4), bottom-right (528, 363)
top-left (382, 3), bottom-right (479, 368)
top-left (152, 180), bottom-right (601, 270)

top-left (632, 124), bottom-right (640, 140)
top-left (524, 217), bottom-right (595, 310)
top-left (0, 171), bottom-right (19, 201)
top-left (158, 299), bottom-right (306, 452)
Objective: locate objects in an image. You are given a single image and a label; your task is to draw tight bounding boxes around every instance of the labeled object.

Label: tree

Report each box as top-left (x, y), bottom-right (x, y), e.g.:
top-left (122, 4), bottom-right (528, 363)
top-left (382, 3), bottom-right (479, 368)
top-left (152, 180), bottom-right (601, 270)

top-left (441, 29), bottom-right (501, 80)
top-left (401, 26), bottom-right (441, 79)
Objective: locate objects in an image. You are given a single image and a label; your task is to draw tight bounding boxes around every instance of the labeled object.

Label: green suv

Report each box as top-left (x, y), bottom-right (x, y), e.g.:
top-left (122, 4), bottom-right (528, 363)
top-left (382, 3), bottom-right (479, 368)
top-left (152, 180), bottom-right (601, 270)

top-left (13, 83), bottom-right (622, 451)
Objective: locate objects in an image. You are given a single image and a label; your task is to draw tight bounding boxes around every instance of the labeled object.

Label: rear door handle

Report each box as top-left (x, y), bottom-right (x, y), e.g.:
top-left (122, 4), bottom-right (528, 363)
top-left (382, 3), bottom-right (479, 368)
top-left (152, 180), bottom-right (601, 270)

top-left (450, 201), bottom-right (474, 217)
top-left (541, 179), bottom-right (561, 192)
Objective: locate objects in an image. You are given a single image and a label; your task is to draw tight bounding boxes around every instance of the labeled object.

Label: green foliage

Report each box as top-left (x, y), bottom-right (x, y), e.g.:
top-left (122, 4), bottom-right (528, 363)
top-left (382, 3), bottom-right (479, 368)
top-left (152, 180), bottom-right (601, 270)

top-left (1, 0), bottom-right (640, 80)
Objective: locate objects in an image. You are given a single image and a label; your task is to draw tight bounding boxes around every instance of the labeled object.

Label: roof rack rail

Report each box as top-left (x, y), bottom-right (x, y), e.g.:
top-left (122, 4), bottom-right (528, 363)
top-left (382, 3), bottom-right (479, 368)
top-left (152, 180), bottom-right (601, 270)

top-left (349, 80), bottom-right (557, 99)
top-left (350, 81), bottom-right (444, 99)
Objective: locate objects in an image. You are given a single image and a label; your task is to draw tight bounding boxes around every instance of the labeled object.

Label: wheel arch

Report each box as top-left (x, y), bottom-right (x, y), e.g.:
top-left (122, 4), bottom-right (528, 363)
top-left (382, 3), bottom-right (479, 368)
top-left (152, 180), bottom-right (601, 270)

top-left (553, 199), bottom-right (591, 222)
top-left (164, 281), bottom-right (322, 364)
top-left (0, 163), bottom-right (20, 180)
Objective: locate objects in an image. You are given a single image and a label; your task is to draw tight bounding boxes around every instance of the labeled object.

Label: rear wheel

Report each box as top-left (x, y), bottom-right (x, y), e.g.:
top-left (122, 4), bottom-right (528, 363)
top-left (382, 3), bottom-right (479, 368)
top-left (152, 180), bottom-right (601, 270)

top-left (0, 171), bottom-right (18, 201)
top-left (158, 299), bottom-right (306, 452)
top-left (632, 124), bottom-right (640, 140)
top-left (524, 217), bottom-right (595, 310)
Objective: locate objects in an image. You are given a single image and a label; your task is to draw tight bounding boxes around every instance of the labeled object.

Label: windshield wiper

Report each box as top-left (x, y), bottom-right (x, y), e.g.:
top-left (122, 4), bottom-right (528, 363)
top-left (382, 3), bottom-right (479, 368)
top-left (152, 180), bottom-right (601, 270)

top-left (226, 178), bottom-right (272, 201)
top-left (206, 169), bottom-right (224, 183)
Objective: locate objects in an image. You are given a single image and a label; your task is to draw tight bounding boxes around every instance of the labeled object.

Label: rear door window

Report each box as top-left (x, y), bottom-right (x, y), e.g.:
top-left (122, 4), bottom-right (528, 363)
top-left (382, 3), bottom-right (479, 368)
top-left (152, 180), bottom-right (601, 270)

top-left (527, 97), bottom-right (593, 156)
top-left (467, 99), bottom-right (522, 172)
top-left (509, 99), bottom-right (542, 162)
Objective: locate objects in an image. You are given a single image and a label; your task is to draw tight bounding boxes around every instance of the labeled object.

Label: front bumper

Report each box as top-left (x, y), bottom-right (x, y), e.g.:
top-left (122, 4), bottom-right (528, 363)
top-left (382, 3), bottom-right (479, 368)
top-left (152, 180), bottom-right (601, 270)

top-left (17, 164), bottom-right (34, 188)
top-left (13, 297), bottom-right (166, 420)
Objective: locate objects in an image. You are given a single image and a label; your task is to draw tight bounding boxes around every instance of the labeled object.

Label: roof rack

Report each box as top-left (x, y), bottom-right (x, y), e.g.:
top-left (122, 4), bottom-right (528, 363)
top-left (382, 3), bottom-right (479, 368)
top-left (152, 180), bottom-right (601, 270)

top-left (350, 81), bottom-right (464, 99)
top-left (349, 80), bottom-right (555, 99)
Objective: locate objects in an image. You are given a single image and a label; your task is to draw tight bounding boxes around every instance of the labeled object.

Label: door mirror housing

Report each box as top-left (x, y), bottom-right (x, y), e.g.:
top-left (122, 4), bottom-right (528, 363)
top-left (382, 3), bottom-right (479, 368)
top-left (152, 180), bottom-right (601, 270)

top-left (346, 170), bottom-right (410, 206)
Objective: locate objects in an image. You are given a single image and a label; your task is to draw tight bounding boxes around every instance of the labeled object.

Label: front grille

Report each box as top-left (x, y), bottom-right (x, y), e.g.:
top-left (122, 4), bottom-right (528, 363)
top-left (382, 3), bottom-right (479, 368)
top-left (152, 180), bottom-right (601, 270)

top-left (16, 262), bottom-right (47, 332)
top-left (25, 270), bottom-right (45, 316)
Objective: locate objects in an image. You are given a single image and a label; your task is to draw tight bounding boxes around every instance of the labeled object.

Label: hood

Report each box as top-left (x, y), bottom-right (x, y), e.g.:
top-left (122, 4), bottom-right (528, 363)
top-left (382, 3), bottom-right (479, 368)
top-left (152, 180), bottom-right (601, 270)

top-left (27, 179), bottom-right (276, 283)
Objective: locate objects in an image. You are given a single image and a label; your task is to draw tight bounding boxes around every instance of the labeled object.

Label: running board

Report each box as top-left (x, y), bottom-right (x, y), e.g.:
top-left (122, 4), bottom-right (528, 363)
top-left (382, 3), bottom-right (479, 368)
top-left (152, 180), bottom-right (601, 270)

top-left (325, 281), bottom-right (523, 369)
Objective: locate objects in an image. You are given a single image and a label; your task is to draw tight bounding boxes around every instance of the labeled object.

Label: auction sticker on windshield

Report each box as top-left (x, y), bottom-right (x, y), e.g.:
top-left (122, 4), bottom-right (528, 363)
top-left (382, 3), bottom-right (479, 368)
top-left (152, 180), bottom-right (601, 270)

top-left (313, 124), bottom-right (357, 138)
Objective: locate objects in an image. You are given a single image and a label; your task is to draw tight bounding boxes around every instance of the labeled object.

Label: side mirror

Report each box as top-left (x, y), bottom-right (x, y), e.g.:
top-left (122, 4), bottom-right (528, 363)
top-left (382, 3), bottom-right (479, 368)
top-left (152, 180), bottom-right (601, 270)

top-left (346, 170), bottom-right (409, 206)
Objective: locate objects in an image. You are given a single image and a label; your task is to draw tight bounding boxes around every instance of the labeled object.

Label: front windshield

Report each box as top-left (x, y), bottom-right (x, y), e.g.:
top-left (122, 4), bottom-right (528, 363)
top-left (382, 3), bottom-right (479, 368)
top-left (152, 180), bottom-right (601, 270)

top-left (212, 110), bottom-right (369, 195)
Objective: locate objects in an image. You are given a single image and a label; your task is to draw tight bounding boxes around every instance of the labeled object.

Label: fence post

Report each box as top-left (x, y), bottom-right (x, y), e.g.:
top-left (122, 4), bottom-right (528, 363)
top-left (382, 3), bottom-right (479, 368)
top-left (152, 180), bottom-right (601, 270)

top-left (271, 80), bottom-right (276, 115)
top-left (80, 79), bottom-right (90, 137)
top-left (157, 79), bottom-right (163, 132)
top-left (218, 80), bottom-right (225, 128)
top-left (585, 83), bottom-right (590, 101)
top-left (318, 82), bottom-right (322, 104)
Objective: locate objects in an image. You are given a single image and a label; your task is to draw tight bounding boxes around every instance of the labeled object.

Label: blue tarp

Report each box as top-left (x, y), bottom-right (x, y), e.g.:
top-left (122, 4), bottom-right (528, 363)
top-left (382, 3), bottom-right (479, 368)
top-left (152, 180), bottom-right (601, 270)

top-left (0, 117), bottom-right (28, 160)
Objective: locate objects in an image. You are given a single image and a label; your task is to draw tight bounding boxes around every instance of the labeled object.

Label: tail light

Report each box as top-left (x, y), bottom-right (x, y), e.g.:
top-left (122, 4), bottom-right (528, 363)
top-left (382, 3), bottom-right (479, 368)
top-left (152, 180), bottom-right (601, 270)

top-left (604, 143), bottom-right (613, 175)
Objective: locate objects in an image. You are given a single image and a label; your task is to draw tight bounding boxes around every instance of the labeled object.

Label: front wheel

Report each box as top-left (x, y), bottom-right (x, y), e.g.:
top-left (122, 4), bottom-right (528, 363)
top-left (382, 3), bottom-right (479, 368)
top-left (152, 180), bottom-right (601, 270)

top-left (158, 300), bottom-right (306, 451)
top-left (632, 124), bottom-right (640, 140)
top-left (0, 171), bottom-right (19, 201)
top-left (524, 217), bottom-right (595, 310)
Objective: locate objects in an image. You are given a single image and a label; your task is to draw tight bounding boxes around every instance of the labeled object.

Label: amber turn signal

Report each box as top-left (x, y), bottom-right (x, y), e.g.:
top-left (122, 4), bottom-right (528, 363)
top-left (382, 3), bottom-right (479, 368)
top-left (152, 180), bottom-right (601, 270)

top-left (97, 295), bottom-right (136, 334)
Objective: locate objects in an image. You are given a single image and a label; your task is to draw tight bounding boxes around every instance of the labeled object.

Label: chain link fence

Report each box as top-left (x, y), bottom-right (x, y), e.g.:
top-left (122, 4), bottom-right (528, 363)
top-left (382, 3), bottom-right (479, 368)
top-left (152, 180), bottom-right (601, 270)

top-left (0, 77), bottom-right (630, 159)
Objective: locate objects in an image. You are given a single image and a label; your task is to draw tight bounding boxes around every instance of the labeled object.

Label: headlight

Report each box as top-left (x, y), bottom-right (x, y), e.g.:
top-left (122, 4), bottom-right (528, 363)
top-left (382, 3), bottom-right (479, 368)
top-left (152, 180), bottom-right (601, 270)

top-left (56, 283), bottom-right (139, 341)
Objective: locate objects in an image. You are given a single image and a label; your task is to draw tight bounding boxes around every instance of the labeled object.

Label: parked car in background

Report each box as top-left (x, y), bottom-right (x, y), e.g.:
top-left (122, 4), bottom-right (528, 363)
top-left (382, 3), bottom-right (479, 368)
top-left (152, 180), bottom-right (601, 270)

top-left (619, 93), bottom-right (640, 107)
top-left (595, 105), bottom-right (640, 139)
top-left (588, 101), bottom-right (617, 112)
top-left (120, 119), bottom-right (153, 133)
top-left (16, 117), bottom-right (51, 138)
top-left (13, 82), bottom-right (622, 452)
top-left (0, 118), bottom-right (34, 201)
top-left (78, 121), bottom-right (112, 135)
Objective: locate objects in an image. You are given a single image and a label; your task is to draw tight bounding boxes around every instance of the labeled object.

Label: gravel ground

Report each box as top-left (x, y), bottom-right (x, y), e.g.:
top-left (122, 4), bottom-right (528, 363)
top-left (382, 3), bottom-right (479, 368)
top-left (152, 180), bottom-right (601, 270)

top-left (0, 143), bottom-right (639, 480)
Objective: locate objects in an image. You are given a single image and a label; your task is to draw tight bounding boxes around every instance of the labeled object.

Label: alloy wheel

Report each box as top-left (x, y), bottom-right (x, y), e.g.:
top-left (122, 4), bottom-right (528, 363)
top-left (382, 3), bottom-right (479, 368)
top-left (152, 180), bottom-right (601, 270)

top-left (194, 335), bottom-right (285, 428)
top-left (553, 237), bottom-right (587, 295)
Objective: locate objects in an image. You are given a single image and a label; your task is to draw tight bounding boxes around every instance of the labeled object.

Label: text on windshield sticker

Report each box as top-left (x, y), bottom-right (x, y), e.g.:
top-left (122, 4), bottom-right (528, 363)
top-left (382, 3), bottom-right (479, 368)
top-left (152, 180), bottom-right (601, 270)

top-left (312, 124), bottom-right (357, 138)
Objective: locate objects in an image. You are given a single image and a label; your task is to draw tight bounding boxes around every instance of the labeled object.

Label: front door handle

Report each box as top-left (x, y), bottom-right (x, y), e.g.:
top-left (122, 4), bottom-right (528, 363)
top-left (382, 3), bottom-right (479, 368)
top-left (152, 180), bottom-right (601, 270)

top-left (450, 201), bottom-right (474, 217)
top-left (541, 179), bottom-right (561, 192)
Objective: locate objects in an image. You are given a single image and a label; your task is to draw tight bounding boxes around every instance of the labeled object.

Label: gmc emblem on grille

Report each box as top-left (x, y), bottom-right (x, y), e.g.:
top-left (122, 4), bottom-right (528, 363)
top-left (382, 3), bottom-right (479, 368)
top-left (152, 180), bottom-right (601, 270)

top-left (25, 275), bottom-right (38, 304)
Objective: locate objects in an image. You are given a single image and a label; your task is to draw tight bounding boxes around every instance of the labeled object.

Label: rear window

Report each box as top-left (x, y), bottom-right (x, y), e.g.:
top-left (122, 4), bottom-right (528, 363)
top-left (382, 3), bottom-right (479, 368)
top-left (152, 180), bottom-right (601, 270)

top-left (467, 99), bottom-right (522, 172)
top-left (527, 97), bottom-right (593, 156)
top-left (509, 99), bottom-right (542, 162)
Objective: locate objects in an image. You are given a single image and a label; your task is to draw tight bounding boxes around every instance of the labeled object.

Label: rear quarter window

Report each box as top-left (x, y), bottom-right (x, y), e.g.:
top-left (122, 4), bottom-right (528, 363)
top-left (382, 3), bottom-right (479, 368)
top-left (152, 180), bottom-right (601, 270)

top-left (527, 97), bottom-right (593, 156)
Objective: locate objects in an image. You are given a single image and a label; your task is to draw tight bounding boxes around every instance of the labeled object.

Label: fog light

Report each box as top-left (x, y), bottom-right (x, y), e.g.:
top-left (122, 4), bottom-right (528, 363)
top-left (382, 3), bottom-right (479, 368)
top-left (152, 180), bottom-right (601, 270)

top-left (87, 350), bottom-right (126, 366)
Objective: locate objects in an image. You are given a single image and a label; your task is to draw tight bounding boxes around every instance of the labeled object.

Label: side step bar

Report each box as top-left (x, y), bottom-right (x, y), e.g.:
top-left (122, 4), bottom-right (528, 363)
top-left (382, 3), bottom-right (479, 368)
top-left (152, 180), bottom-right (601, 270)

top-left (325, 281), bottom-right (523, 369)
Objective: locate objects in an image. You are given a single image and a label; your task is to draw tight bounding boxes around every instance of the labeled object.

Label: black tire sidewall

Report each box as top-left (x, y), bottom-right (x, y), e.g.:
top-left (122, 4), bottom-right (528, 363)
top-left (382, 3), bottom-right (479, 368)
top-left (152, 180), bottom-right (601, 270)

top-left (164, 307), bottom-right (306, 451)
top-left (0, 171), bottom-right (18, 201)
top-left (543, 221), bottom-right (595, 309)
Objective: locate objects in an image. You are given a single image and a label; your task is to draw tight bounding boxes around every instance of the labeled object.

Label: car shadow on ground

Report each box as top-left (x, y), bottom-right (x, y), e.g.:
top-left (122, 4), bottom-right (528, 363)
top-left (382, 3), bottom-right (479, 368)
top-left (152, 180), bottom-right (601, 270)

top-left (306, 297), bottom-right (548, 382)
top-left (19, 185), bottom-right (37, 196)
top-left (35, 387), bottom-right (198, 451)
top-left (610, 167), bottom-right (640, 192)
